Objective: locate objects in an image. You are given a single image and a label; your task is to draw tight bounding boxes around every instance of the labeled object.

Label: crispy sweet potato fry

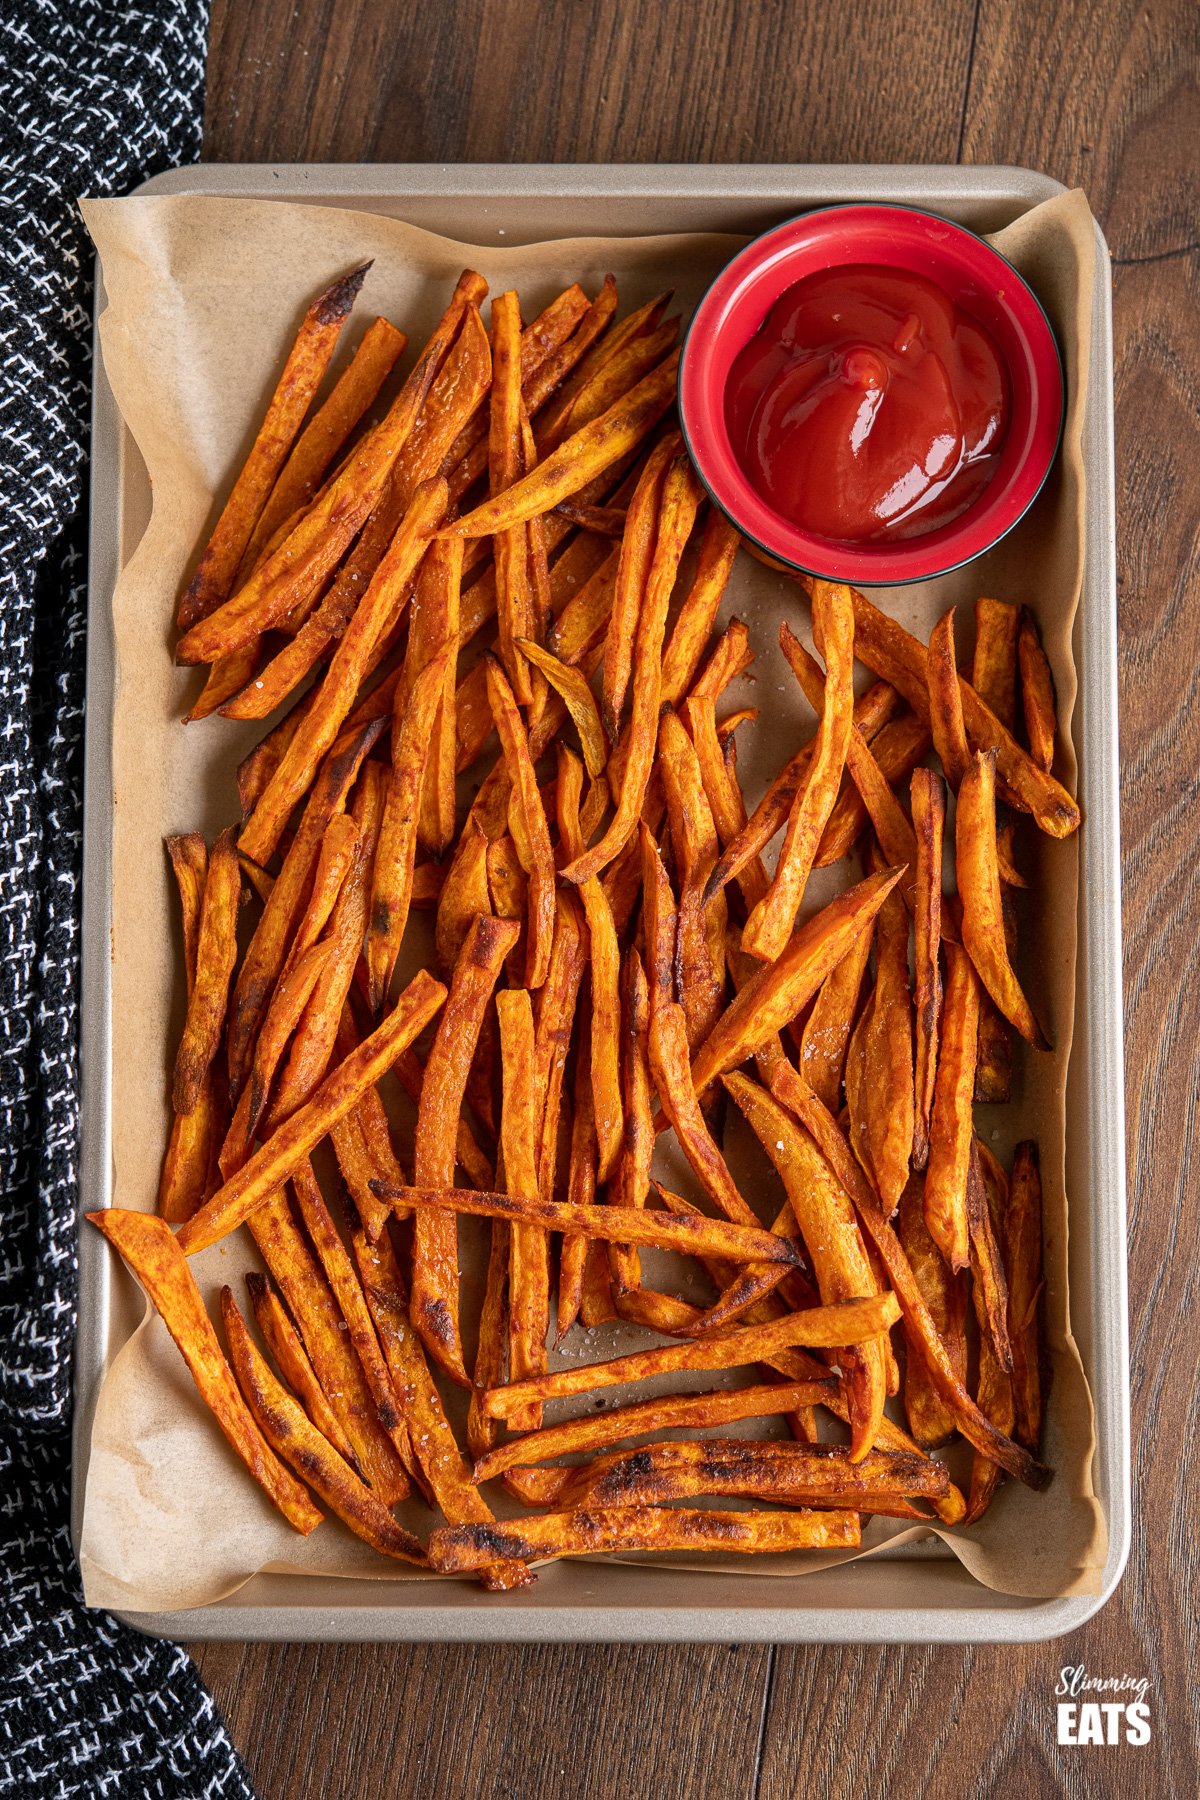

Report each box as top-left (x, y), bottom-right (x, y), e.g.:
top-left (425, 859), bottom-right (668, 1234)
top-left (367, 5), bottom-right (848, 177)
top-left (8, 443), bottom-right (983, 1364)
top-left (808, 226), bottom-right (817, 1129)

top-left (468, 1218), bottom-right (509, 1461)
top-left (480, 1294), bottom-right (898, 1421)
top-left (410, 913), bottom-right (519, 1385)
top-left (428, 1505), bottom-right (860, 1572)
top-left (743, 595), bottom-right (854, 960)
top-left (844, 877), bottom-right (914, 1214)
top-left (561, 453), bottom-right (704, 883)
top-left (166, 834), bottom-right (207, 985)
top-left (555, 1438), bottom-right (950, 1511)
top-left (957, 749), bottom-right (1049, 1047)
top-left (242, 314), bottom-right (407, 571)
top-left (172, 827), bottom-right (241, 1116)
top-left (446, 354), bottom-right (678, 539)
top-left (972, 598), bottom-right (1020, 730)
top-left (159, 836), bottom-right (219, 1223)
top-left (87, 1209), bottom-right (321, 1533)
top-left (351, 1226), bottom-right (531, 1590)
top-left (472, 1380), bottom-right (832, 1482)
top-left (246, 1271), bottom-right (358, 1467)
top-left (177, 969), bottom-right (446, 1254)
top-left (533, 890), bottom-right (586, 1204)
top-left (895, 1177), bottom-right (966, 1447)
top-left (690, 867), bottom-right (902, 1097)
top-left (607, 951), bottom-right (653, 1296)
top-left (176, 263), bottom-right (369, 635)
top-left (963, 1171), bottom-right (1017, 1525)
top-left (557, 1023), bottom-right (597, 1341)
top-left (910, 770), bottom-right (945, 1169)
top-left (239, 479), bottom-right (448, 865)
top-left (364, 648), bottom-right (451, 1012)
top-left (923, 943), bottom-right (979, 1272)
top-left (798, 929), bottom-right (872, 1115)
top-left (722, 1071), bottom-right (889, 1462)
top-left (246, 1189), bottom-right (409, 1500)
top-left (399, 536), bottom-right (462, 855)
top-left (435, 817), bottom-right (492, 975)
top-left (659, 510), bottom-right (741, 705)
top-left (486, 654), bottom-right (555, 988)
top-left (684, 693), bottom-right (771, 910)
top-left (815, 709), bottom-right (931, 870)
top-left (518, 638), bottom-right (607, 777)
top-left (547, 318), bottom-right (679, 449)
top-left (227, 938), bottom-right (335, 1157)
top-left (658, 709), bottom-right (725, 1052)
top-left (927, 606), bottom-right (971, 789)
top-left (839, 581), bottom-right (1080, 836)
top-left (968, 1139), bottom-right (1013, 1373)
top-left (650, 997), bottom-right (759, 1228)
top-left (601, 432), bottom-right (676, 740)
top-left (381, 1183), bottom-right (800, 1271)
top-left (489, 291), bottom-right (535, 703)
top-left (222, 1291), bottom-right (425, 1562)
top-left (497, 989), bottom-right (550, 1427)
top-left (1007, 1141), bottom-right (1045, 1451)
top-left (1018, 608), bottom-right (1058, 773)
top-left (282, 813), bottom-right (359, 976)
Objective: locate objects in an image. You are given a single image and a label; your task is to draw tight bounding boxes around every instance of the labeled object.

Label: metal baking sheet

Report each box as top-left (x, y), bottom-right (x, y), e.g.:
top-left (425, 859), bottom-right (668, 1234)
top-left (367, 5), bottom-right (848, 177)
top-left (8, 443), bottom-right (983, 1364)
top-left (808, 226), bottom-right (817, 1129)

top-left (73, 163), bottom-right (1128, 1643)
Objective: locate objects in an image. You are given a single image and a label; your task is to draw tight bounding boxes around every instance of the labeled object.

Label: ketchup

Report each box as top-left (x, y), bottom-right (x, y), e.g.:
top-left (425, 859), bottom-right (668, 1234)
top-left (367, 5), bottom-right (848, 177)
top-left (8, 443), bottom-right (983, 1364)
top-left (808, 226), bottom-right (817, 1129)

top-left (724, 264), bottom-right (1010, 543)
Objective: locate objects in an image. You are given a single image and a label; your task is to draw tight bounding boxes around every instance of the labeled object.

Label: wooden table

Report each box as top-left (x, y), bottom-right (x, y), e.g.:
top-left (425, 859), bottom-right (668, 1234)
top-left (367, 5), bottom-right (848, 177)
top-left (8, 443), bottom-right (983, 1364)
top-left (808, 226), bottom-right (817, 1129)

top-left (194, 2), bottom-right (1200, 1792)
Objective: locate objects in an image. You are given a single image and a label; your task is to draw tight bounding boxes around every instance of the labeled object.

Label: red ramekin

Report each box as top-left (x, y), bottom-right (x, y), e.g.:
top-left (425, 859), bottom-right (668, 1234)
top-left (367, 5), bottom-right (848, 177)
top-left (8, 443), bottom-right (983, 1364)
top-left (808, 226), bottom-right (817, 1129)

top-left (678, 203), bottom-right (1065, 586)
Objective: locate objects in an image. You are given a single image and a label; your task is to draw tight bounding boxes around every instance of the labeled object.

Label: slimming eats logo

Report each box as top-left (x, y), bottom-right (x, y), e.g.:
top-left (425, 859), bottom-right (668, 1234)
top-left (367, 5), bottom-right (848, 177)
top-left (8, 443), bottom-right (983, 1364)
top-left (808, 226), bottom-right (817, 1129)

top-left (1055, 1666), bottom-right (1152, 1745)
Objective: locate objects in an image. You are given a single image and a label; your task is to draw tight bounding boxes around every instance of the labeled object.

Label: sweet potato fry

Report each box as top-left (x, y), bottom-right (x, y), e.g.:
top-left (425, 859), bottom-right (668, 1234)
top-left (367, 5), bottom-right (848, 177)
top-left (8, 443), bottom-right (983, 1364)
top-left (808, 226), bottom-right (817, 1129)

top-left (722, 1071), bottom-right (889, 1461)
top-left (282, 814), bottom-right (359, 978)
top-left (555, 1438), bottom-right (951, 1511)
top-left (798, 928), bottom-right (872, 1114)
top-left (397, 536), bottom-right (462, 855)
top-left (910, 770), bottom-right (945, 1169)
top-left (545, 317), bottom-right (679, 449)
top-left (743, 594), bottom-right (854, 960)
top-left (649, 996), bottom-right (759, 1228)
top-left (957, 749), bottom-right (1048, 1047)
top-left (471, 1380), bottom-right (832, 1482)
top-left (381, 1182), bottom-right (800, 1271)
top-left (166, 834), bottom-right (207, 986)
top-left (485, 654), bottom-right (555, 989)
top-left (583, 881), bottom-right (625, 1183)
top-left (428, 1505), bottom-right (860, 1572)
top-left (350, 1226), bottom-right (531, 1590)
top-left (561, 452), bottom-right (704, 883)
top-left (658, 709), bottom-right (725, 1051)
top-left (1007, 1141), bottom-right (1045, 1451)
top-left (363, 648), bottom-right (451, 1013)
top-left (242, 314), bottom-right (407, 571)
top-left (844, 877), bottom-right (914, 1213)
top-left (518, 638), bottom-right (607, 777)
top-left (446, 353), bottom-right (678, 539)
top-left (178, 969), bottom-right (445, 1254)
top-left (553, 500), bottom-right (626, 535)
top-left (246, 1270), bottom-right (358, 1467)
top-left (927, 606), bottom-right (971, 789)
top-left (409, 913), bottom-right (519, 1385)
top-left (177, 263), bottom-right (369, 634)
top-left (682, 694), bottom-right (771, 910)
top-left (87, 1209), bottom-right (321, 1533)
top-left (159, 836), bottom-right (219, 1222)
top-left (972, 597), bottom-right (1020, 729)
top-left (179, 271), bottom-right (482, 665)
top-left (895, 1177), bottom-right (966, 1447)
top-left (222, 1290), bottom-right (425, 1562)
top-left (481, 1293), bottom-right (898, 1421)
top-left (496, 989), bottom-right (550, 1427)
top-left (533, 890), bottom-right (586, 1204)
top-left (815, 709), bottom-right (932, 870)
top-left (238, 479), bottom-right (448, 865)
top-left (606, 951), bottom-right (653, 1296)
top-left (488, 291), bottom-right (535, 702)
top-left (1018, 608), bottom-right (1058, 773)
top-left (434, 816), bottom-right (492, 975)
top-left (840, 580), bottom-right (1080, 836)
top-left (556, 1026), bottom-right (597, 1343)
top-left (658, 510), bottom-right (741, 706)
top-left (690, 867), bottom-right (902, 1098)
top-left (530, 286), bottom-right (660, 445)
top-left (468, 1218), bottom-right (509, 1461)
top-left (601, 433), bottom-right (677, 740)
top-left (172, 827), bottom-right (241, 1116)
top-left (963, 1171), bottom-right (1017, 1525)
top-left (228, 938), bottom-right (334, 1156)
top-left (923, 942), bottom-right (979, 1272)
top-left (967, 1139), bottom-right (1013, 1373)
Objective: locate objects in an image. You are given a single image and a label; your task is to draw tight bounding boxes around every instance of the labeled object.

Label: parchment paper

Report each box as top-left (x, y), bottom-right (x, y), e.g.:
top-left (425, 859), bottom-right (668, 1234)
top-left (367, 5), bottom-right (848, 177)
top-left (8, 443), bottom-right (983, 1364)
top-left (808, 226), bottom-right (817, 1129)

top-left (77, 188), bottom-right (1105, 1612)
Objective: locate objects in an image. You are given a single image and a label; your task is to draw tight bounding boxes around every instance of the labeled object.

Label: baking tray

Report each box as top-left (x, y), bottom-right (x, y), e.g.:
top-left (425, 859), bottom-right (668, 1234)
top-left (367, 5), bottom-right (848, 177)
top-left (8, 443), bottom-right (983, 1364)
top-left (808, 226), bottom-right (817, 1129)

top-left (73, 163), bottom-right (1128, 1643)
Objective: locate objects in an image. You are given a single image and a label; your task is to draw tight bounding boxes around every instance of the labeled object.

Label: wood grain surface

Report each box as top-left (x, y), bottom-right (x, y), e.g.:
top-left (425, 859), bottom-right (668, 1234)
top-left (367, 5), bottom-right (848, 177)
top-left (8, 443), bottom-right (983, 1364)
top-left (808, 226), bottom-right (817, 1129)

top-left (195, 2), bottom-right (1200, 1793)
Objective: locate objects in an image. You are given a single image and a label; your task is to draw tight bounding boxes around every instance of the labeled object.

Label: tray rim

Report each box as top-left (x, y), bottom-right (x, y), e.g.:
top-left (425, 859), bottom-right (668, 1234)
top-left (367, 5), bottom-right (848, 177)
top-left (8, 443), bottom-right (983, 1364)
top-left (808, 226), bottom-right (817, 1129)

top-left (74, 159), bottom-right (1129, 1645)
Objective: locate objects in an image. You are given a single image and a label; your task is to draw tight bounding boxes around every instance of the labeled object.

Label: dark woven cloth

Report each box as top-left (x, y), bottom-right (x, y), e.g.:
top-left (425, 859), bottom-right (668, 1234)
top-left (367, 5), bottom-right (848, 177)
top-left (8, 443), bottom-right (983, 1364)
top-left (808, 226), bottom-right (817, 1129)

top-left (0, 4), bottom-right (254, 1793)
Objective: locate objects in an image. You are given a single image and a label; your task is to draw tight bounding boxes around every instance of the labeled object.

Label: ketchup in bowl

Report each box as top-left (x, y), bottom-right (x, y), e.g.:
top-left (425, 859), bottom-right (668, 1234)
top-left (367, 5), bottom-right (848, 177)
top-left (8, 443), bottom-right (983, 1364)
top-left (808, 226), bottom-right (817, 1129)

top-left (723, 264), bottom-right (1011, 544)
